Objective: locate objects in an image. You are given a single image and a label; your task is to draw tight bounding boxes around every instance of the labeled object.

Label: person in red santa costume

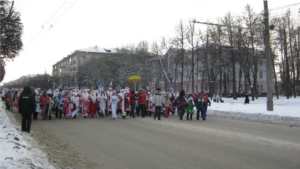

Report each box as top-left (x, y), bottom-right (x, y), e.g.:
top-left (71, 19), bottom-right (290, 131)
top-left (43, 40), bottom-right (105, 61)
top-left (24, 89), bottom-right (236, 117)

top-left (146, 91), bottom-right (153, 116)
top-left (163, 89), bottom-right (173, 118)
top-left (62, 90), bottom-right (71, 118)
top-left (81, 89), bottom-right (90, 118)
top-left (118, 89), bottom-right (126, 119)
top-left (77, 91), bottom-right (82, 115)
top-left (124, 87), bottom-right (131, 116)
top-left (12, 89), bottom-right (21, 109)
top-left (70, 91), bottom-right (79, 118)
top-left (89, 90), bottom-right (97, 118)
top-left (106, 87), bottom-right (113, 116)
top-left (40, 91), bottom-right (50, 120)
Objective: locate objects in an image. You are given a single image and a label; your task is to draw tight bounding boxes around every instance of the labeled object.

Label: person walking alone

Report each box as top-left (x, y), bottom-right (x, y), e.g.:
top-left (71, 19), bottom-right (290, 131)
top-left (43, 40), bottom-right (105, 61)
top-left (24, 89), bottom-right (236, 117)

top-left (18, 86), bottom-right (36, 133)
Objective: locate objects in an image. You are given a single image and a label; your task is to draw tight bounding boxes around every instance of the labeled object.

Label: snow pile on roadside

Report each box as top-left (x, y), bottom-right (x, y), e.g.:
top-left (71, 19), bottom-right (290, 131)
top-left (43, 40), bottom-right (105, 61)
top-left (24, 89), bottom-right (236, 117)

top-left (208, 97), bottom-right (300, 126)
top-left (0, 108), bottom-right (55, 169)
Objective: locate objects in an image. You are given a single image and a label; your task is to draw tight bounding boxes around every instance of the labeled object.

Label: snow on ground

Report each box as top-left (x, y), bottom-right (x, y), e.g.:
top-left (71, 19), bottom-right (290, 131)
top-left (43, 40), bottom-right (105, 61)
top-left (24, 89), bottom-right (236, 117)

top-left (0, 105), bottom-right (55, 169)
top-left (0, 96), bottom-right (299, 169)
top-left (208, 96), bottom-right (300, 126)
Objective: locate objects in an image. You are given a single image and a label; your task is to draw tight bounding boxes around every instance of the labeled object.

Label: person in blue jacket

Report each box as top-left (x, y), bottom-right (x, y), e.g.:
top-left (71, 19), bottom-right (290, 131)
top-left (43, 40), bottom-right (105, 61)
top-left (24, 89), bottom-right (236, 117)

top-left (193, 95), bottom-right (203, 120)
top-left (201, 98), bottom-right (209, 120)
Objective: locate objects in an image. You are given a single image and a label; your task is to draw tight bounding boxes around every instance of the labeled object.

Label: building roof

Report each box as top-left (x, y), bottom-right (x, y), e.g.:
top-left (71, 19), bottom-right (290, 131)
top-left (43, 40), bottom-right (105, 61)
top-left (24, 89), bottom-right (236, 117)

top-left (52, 46), bottom-right (118, 67)
top-left (76, 46), bottom-right (117, 53)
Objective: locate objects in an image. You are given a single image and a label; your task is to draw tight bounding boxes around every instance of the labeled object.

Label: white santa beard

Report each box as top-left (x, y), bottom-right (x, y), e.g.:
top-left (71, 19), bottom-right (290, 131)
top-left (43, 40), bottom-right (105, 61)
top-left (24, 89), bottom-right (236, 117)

top-left (107, 91), bottom-right (113, 97)
top-left (91, 95), bottom-right (97, 103)
top-left (82, 93), bottom-right (89, 101)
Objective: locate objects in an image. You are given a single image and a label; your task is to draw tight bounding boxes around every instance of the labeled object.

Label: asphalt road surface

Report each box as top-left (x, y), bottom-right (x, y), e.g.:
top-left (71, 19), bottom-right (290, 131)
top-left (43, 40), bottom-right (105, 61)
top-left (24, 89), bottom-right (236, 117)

top-left (31, 113), bottom-right (300, 169)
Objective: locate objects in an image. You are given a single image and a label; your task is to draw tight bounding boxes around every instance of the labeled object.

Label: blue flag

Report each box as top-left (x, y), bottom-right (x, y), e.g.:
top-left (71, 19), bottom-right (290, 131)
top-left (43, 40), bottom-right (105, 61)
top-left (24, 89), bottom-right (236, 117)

top-left (169, 84), bottom-right (173, 89)
top-left (109, 81), bottom-right (113, 88)
top-left (98, 82), bottom-right (103, 89)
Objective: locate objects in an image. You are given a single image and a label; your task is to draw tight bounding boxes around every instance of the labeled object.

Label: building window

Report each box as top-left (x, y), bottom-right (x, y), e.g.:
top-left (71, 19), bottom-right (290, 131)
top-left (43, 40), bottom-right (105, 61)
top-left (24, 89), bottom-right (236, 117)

top-left (204, 83), bottom-right (208, 90)
top-left (203, 70), bottom-right (208, 77)
top-left (260, 71), bottom-right (263, 78)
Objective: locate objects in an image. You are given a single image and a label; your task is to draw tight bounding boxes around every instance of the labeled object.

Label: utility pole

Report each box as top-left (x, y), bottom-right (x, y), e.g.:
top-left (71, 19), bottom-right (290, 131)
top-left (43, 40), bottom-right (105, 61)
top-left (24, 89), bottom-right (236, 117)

top-left (263, 0), bottom-right (274, 111)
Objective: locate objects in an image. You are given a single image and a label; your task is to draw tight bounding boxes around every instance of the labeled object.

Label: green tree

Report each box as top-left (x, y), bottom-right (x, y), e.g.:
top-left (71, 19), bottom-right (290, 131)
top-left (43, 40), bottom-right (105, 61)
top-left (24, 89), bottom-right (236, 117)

top-left (0, 1), bottom-right (23, 82)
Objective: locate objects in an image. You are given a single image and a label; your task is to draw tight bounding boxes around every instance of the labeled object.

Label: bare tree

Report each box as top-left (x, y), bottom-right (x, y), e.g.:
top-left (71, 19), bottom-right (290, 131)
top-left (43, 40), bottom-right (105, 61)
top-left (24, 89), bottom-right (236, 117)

top-left (221, 12), bottom-right (239, 99)
top-left (172, 20), bottom-right (188, 90)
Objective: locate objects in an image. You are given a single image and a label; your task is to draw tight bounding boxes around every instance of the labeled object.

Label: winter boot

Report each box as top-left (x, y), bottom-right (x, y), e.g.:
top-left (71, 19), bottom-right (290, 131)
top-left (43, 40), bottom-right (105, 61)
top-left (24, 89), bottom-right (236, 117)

top-left (186, 113), bottom-right (190, 120)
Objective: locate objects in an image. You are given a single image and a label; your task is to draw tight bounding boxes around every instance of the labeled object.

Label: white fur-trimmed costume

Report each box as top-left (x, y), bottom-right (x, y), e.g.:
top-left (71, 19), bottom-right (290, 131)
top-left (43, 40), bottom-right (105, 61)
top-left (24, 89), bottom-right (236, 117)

top-left (97, 88), bottom-right (107, 116)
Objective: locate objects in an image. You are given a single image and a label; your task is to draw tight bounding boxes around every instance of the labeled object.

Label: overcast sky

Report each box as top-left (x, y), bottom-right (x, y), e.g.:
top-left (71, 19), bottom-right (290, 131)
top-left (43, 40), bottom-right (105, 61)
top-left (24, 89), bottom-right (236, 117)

top-left (2, 0), bottom-right (300, 84)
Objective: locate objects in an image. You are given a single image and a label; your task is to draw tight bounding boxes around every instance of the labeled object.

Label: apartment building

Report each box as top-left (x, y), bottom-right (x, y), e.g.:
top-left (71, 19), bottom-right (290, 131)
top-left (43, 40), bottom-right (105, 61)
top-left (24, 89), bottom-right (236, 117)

top-left (52, 46), bottom-right (117, 88)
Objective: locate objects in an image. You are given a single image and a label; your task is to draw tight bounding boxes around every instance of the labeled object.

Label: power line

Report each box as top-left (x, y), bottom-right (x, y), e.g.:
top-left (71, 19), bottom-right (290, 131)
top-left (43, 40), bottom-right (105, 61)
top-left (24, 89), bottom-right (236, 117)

top-left (192, 20), bottom-right (264, 32)
top-left (44, 0), bottom-right (67, 27)
top-left (28, 0), bottom-right (77, 51)
top-left (269, 9), bottom-right (300, 18)
top-left (26, 1), bottom-right (67, 49)
top-left (270, 7), bottom-right (299, 16)
top-left (51, 0), bottom-right (77, 26)
top-left (269, 2), bottom-right (300, 11)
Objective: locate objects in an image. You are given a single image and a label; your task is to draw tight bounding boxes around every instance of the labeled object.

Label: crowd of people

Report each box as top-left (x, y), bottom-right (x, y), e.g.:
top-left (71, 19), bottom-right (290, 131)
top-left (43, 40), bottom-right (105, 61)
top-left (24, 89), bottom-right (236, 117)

top-left (1, 86), bottom-right (215, 132)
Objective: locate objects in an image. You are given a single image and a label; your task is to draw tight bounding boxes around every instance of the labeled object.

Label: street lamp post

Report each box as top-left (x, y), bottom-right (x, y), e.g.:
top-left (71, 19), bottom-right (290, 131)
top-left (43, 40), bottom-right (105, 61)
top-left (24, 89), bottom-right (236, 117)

top-left (263, 0), bottom-right (274, 111)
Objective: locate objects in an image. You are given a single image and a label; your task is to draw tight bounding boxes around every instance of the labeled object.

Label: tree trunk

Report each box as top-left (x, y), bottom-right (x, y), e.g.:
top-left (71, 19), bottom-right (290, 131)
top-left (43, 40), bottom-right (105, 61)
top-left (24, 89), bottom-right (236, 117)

top-left (283, 28), bottom-right (290, 99)
top-left (228, 25), bottom-right (237, 100)
top-left (297, 27), bottom-right (300, 96)
top-left (287, 16), bottom-right (296, 98)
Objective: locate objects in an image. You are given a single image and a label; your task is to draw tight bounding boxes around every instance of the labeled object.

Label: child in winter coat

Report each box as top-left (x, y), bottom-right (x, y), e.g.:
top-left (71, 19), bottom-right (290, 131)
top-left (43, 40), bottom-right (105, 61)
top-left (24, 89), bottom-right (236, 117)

top-left (186, 97), bottom-right (194, 120)
top-left (201, 98), bottom-right (208, 120)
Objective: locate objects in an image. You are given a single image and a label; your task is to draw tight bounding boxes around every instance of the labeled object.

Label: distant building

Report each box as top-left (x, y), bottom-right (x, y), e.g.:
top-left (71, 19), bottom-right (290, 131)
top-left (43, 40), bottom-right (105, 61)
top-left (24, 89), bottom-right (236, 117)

top-left (52, 46), bottom-right (117, 88)
top-left (154, 45), bottom-right (271, 96)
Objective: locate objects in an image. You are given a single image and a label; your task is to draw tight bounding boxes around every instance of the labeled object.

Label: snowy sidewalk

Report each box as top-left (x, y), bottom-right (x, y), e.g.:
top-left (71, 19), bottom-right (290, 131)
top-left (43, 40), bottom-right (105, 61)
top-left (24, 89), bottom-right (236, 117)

top-left (0, 104), bottom-right (55, 169)
top-left (208, 97), bottom-right (300, 126)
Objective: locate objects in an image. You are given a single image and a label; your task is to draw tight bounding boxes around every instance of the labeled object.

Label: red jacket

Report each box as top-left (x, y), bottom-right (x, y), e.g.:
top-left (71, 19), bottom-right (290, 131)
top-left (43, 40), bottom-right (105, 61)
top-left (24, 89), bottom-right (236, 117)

top-left (138, 92), bottom-right (146, 104)
top-left (129, 93), bottom-right (136, 105)
top-left (117, 95), bottom-right (123, 109)
top-left (5, 93), bottom-right (10, 101)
